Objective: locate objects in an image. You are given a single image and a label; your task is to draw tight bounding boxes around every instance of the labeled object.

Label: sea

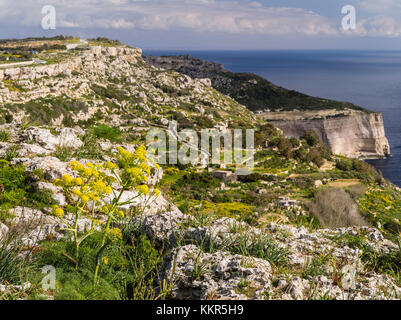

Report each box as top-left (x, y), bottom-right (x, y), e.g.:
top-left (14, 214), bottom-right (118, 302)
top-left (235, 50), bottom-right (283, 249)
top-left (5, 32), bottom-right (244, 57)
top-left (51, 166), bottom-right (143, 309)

top-left (143, 50), bottom-right (401, 187)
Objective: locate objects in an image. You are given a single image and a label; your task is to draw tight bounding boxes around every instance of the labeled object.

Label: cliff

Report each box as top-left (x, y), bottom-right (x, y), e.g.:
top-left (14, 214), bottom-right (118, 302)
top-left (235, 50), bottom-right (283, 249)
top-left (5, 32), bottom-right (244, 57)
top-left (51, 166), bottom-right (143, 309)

top-left (0, 37), bottom-right (400, 301)
top-left (261, 110), bottom-right (390, 159)
top-left (145, 54), bottom-right (390, 159)
top-left (144, 54), bottom-right (365, 112)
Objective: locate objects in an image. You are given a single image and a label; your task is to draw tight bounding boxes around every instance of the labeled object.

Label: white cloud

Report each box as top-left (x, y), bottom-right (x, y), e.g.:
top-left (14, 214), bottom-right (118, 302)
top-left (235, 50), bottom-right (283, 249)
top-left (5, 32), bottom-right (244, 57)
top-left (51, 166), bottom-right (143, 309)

top-left (1, 0), bottom-right (401, 39)
top-left (359, 0), bottom-right (401, 14)
top-left (0, 0), bottom-right (337, 35)
top-left (353, 15), bottom-right (401, 37)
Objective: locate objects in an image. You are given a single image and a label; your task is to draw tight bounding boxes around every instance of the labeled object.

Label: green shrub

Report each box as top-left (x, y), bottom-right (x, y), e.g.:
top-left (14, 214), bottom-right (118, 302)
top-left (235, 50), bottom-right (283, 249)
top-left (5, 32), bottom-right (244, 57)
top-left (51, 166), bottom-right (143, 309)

top-left (0, 160), bottom-right (54, 211)
top-left (92, 124), bottom-right (121, 142)
top-left (301, 131), bottom-right (321, 147)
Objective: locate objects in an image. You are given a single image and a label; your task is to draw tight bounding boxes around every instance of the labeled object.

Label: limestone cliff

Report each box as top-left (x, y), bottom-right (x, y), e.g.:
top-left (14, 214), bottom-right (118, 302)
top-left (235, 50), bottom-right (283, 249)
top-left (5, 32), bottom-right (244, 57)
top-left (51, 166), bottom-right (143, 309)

top-left (144, 54), bottom-right (390, 158)
top-left (261, 110), bottom-right (390, 159)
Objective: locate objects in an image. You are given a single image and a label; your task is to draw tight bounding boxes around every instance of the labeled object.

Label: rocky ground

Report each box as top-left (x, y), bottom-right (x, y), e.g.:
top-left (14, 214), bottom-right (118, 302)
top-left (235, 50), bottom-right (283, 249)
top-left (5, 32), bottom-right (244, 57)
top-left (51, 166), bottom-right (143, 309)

top-left (0, 38), bottom-right (400, 300)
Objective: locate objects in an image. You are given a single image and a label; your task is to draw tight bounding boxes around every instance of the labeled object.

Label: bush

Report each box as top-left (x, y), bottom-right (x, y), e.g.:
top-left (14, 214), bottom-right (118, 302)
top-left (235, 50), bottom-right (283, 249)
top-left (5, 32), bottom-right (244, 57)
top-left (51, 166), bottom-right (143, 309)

top-left (308, 187), bottom-right (368, 228)
top-left (0, 160), bottom-right (54, 211)
top-left (336, 158), bottom-right (353, 171)
top-left (237, 172), bottom-right (262, 183)
top-left (336, 158), bottom-right (383, 183)
top-left (305, 149), bottom-right (324, 167)
top-left (301, 131), bottom-right (321, 147)
top-left (92, 124), bottom-right (121, 142)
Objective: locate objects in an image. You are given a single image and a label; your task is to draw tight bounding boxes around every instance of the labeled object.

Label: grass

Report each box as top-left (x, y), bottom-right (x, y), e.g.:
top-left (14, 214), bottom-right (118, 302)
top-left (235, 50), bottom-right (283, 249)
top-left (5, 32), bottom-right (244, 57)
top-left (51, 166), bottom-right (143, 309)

top-left (0, 160), bottom-right (54, 212)
top-left (190, 250), bottom-right (209, 281)
top-left (73, 132), bottom-right (104, 160)
top-left (26, 229), bottom-right (166, 300)
top-left (361, 240), bottom-right (401, 287)
top-left (301, 254), bottom-right (331, 279)
top-left (0, 236), bottom-right (23, 283)
top-left (328, 232), bottom-right (401, 287)
top-left (0, 130), bottom-right (10, 142)
top-left (229, 233), bottom-right (289, 268)
top-left (54, 146), bottom-right (75, 162)
top-left (359, 187), bottom-right (401, 241)
top-left (4, 145), bottom-right (20, 161)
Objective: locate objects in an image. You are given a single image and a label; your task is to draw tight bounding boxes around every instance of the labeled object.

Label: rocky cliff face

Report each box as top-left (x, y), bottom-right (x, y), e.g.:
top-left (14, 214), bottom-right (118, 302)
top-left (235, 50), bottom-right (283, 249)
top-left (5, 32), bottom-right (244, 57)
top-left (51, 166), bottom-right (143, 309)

top-left (262, 110), bottom-right (390, 159)
top-left (144, 54), bottom-right (390, 158)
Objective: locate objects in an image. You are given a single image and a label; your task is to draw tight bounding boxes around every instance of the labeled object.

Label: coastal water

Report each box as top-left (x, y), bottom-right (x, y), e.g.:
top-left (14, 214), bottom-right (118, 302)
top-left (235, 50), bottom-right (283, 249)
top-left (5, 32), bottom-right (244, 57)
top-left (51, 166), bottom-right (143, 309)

top-left (144, 50), bottom-right (401, 187)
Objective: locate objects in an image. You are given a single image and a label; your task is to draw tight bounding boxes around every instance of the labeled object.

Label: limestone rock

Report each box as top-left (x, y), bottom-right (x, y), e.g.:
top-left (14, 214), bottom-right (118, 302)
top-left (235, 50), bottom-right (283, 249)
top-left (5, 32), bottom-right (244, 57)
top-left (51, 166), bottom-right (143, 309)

top-left (160, 244), bottom-right (272, 300)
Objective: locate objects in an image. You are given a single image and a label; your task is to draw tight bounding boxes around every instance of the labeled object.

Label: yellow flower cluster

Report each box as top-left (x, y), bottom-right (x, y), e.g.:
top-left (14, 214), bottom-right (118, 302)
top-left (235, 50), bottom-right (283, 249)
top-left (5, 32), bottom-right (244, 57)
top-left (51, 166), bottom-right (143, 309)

top-left (136, 184), bottom-right (150, 195)
top-left (109, 227), bottom-right (122, 241)
top-left (54, 162), bottom-right (117, 209)
top-left (51, 205), bottom-right (64, 218)
top-left (117, 146), bottom-right (152, 189)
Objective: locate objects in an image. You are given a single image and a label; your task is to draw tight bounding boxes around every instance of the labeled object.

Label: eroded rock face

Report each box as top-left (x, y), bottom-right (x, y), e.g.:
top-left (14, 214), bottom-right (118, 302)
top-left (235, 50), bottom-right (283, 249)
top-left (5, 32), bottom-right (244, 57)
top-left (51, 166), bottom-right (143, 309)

top-left (265, 111), bottom-right (390, 159)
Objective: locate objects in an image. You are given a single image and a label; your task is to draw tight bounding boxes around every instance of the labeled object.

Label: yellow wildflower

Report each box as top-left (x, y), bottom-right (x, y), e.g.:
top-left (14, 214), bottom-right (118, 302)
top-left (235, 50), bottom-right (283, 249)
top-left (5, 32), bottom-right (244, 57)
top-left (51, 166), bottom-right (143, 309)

top-left (76, 163), bottom-right (85, 171)
top-left (70, 161), bottom-right (79, 168)
top-left (62, 174), bottom-right (73, 184)
top-left (140, 163), bottom-right (151, 175)
top-left (84, 168), bottom-right (93, 176)
top-left (52, 205), bottom-right (64, 218)
top-left (80, 194), bottom-right (90, 204)
top-left (54, 179), bottom-right (63, 187)
top-left (136, 184), bottom-right (150, 195)
top-left (104, 161), bottom-right (117, 170)
top-left (102, 257), bottom-right (109, 265)
top-left (72, 177), bottom-right (83, 186)
top-left (109, 228), bottom-right (122, 240)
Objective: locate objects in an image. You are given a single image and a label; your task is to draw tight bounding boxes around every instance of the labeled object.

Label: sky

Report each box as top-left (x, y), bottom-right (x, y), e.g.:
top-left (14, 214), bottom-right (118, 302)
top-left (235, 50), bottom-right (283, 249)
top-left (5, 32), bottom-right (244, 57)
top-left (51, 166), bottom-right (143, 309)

top-left (2, 0), bottom-right (401, 50)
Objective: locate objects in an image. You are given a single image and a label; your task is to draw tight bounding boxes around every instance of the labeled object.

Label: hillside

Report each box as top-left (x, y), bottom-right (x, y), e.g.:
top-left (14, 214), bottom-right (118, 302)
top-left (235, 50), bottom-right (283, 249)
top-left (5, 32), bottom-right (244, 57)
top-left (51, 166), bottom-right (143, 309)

top-left (0, 37), bottom-right (399, 300)
top-left (143, 54), bottom-right (367, 112)
top-left (144, 54), bottom-right (390, 159)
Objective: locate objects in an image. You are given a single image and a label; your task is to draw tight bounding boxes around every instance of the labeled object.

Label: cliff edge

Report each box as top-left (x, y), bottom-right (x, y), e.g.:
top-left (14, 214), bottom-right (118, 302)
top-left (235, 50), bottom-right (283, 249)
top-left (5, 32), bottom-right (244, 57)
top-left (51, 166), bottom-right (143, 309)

top-left (145, 54), bottom-right (390, 159)
top-left (261, 109), bottom-right (390, 159)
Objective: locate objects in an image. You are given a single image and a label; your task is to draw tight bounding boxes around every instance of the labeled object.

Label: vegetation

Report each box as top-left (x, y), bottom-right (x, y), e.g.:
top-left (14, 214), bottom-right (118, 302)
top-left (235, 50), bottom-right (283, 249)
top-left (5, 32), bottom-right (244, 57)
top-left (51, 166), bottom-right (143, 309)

top-left (0, 160), bottom-right (54, 212)
top-left (50, 146), bottom-right (157, 285)
top-left (308, 187), bottom-right (368, 229)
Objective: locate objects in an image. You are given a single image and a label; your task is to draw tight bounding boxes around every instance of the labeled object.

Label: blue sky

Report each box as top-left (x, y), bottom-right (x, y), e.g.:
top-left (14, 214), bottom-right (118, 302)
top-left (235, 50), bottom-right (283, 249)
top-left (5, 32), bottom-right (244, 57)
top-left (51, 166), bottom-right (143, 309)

top-left (2, 0), bottom-right (401, 50)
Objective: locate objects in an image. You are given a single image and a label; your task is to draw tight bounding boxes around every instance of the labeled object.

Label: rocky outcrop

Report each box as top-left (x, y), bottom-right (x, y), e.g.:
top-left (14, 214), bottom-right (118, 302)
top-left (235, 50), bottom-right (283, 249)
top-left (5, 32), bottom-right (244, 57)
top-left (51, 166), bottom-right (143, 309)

top-left (261, 110), bottom-right (390, 159)
top-left (134, 211), bottom-right (401, 300)
top-left (144, 54), bottom-right (364, 112)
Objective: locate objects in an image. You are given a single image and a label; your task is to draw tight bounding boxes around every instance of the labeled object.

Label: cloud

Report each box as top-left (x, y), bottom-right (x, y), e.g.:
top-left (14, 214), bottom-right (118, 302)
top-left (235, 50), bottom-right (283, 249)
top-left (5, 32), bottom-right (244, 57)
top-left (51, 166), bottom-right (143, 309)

top-left (353, 15), bottom-right (401, 37)
top-left (359, 0), bottom-right (401, 14)
top-left (1, 0), bottom-right (401, 39)
top-left (0, 0), bottom-right (337, 35)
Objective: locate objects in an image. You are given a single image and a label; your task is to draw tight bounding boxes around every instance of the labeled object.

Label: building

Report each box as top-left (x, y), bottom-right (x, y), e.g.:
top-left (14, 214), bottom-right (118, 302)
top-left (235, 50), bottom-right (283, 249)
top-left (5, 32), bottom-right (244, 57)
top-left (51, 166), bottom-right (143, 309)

top-left (212, 170), bottom-right (237, 182)
top-left (278, 196), bottom-right (297, 209)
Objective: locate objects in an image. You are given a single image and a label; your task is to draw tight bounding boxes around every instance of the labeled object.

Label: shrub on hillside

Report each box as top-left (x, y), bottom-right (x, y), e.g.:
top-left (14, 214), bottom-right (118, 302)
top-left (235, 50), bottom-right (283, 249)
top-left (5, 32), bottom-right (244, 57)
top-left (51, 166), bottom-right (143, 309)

top-left (308, 187), bottom-right (368, 228)
top-left (301, 131), bottom-right (321, 147)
